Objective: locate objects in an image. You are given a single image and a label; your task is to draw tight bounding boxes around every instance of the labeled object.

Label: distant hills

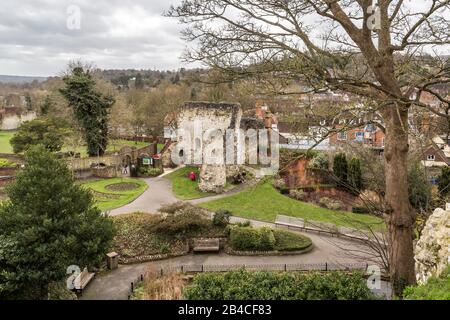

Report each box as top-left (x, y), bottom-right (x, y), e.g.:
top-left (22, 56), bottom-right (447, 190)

top-left (0, 75), bottom-right (48, 84)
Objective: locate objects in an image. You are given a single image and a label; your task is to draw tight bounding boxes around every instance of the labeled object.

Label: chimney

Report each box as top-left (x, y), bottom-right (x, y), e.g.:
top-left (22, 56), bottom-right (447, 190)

top-left (255, 100), bottom-right (265, 119)
top-left (264, 114), bottom-right (273, 129)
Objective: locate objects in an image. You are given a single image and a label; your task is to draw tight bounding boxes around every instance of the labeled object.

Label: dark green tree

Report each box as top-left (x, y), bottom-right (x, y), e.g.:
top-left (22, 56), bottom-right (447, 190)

top-left (333, 153), bottom-right (348, 187)
top-left (408, 161), bottom-right (432, 211)
top-left (60, 64), bottom-right (115, 157)
top-left (0, 147), bottom-right (114, 300)
top-left (438, 166), bottom-right (450, 198)
top-left (24, 93), bottom-right (33, 111)
top-left (10, 117), bottom-right (66, 153)
top-left (348, 157), bottom-right (362, 192)
top-left (135, 73), bottom-right (144, 89)
top-left (40, 95), bottom-right (53, 115)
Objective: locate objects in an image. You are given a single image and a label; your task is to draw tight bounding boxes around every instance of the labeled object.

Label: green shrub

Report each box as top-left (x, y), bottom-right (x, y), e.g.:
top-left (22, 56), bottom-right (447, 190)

top-left (403, 266), bottom-right (450, 300)
top-left (258, 227), bottom-right (276, 250)
top-left (183, 270), bottom-right (375, 300)
top-left (408, 161), bottom-right (432, 211)
top-left (229, 226), bottom-right (275, 251)
top-left (235, 220), bottom-right (251, 227)
top-left (348, 157), bottom-right (362, 192)
top-left (213, 209), bottom-right (231, 226)
top-left (152, 207), bottom-right (210, 237)
top-left (139, 167), bottom-right (162, 177)
top-left (288, 189), bottom-right (306, 201)
top-left (0, 158), bottom-right (16, 168)
top-left (273, 230), bottom-right (312, 251)
top-left (308, 153), bottom-right (329, 170)
top-left (318, 197), bottom-right (344, 211)
top-left (438, 166), bottom-right (450, 197)
top-left (333, 153), bottom-right (348, 186)
top-left (159, 201), bottom-right (191, 214)
top-left (352, 206), bottom-right (371, 214)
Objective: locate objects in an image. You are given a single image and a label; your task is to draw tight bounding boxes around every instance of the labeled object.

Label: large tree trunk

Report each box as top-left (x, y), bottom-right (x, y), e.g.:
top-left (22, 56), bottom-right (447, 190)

top-left (384, 106), bottom-right (416, 297)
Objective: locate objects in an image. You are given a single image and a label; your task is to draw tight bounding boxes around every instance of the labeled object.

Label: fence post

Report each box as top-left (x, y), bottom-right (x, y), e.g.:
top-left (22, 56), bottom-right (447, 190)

top-left (131, 282), bottom-right (134, 292)
top-left (201, 265), bottom-right (204, 272)
top-left (325, 262), bottom-right (328, 271)
top-left (284, 264), bottom-right (287, 271)
top-left (181, 265), bottom-right (184, 273)
top-left (160, 268), bottom-right (163, 276)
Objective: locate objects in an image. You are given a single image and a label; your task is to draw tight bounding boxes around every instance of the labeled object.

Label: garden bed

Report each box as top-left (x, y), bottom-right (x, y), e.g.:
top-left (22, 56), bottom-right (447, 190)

top-left (81, 178), bottom-right (148, 211)
top-left (105, 182), bottom-right (140, 192)
top-left (111, 206), bottom-right (226, 263)
top-left (226, 225), bottom-right (313, 255)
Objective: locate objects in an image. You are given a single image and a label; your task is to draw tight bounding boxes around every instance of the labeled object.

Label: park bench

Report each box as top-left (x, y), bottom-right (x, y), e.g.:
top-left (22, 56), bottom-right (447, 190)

top-left (193, 238), bottom-right (220, 253)
top-left (73, 267), bottom-right (95, 294)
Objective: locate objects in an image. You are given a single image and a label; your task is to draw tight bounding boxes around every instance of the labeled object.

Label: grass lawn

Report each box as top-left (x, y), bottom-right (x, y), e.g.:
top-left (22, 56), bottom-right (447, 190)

top-left (164, 166), bottom-right (214, 200)
top-left (0, 131), bottom-right (15, 154)
top-left (200, 181), bottom-right (385, 231)
top-left (81, 177), bottom-right (148, 211)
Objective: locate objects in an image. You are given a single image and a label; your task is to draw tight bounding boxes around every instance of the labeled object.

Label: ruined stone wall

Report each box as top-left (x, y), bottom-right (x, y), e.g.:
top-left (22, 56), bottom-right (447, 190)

top-left (414, 207), bottom-right (450, 284)
top-left (0, 111), bottom-right (37, 130)
top-left (176, 102), bottom-right (242, 193)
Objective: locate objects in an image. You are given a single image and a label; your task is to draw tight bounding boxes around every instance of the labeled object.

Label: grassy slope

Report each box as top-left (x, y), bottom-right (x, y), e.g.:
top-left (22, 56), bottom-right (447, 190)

top-left (200, 181), bottom-right (384, 230)
top-left (403, 267), bottom-right (450, 300)
top-left (81, 177), bottom-right (148, 211)
top-left (164, 166), bottom-right (214, 200)
top-left (0, 131), bottom-right (15, 153)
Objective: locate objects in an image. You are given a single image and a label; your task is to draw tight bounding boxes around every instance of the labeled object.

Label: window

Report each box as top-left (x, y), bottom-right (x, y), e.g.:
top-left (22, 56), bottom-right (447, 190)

top-left (355, 132), bottom-right (364, 141)
top-left (337, 132), bottom-right (347, 141)
top-left (427, 154), bottom-right (435, 161)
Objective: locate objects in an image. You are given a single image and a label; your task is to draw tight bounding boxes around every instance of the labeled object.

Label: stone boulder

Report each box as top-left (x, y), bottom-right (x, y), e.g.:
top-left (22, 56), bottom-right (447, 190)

top-left (414, 207), bottom-right (450, 284)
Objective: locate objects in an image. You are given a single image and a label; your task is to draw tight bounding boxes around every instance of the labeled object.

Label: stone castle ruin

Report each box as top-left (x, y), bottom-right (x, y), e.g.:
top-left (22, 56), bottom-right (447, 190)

top-left (167, 101), bottom-right (279, 193)
top-left (174, 102), bottom-right (242, 193)
top-left (0, 94), bottom-right (37, 130)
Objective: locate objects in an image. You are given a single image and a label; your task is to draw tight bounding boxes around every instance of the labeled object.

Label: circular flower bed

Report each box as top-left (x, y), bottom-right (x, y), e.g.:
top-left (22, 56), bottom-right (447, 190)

top-left (105, 182), bottom-right (140, 192)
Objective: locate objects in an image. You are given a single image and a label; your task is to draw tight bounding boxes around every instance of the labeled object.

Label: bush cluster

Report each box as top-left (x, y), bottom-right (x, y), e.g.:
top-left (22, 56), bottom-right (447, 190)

top-left (139, 167), bottom-right (162, 177)
top-left (318, 197), bottom-right (344, 211)
top-left (0, 158), bottom-right (16, 168)
top-left (229, 226), bottom-right (276, 251)
top-left (213, 209), bottom-right (231, 227)
top-left (183, 269), bottom-right (375, 300)
top-left (288, 189), bottom-right (307, 201)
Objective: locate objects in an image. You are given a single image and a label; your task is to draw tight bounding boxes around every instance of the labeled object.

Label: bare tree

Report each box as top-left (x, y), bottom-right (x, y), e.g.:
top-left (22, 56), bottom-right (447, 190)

top-left (167, 0), bottom-right (450, 295)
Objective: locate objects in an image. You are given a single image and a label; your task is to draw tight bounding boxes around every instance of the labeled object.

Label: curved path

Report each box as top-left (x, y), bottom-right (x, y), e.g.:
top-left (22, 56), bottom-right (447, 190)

top-left (109, 177), bottom-right (177, 216)
top-left (84, 169), bottom-right (386, 300)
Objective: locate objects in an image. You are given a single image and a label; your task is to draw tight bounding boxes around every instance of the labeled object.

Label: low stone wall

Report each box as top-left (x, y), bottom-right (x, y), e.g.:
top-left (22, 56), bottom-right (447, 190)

top-left (0, 175), bottom-right (14, 187)
top-left (0, 166), bottom-right (17, 176)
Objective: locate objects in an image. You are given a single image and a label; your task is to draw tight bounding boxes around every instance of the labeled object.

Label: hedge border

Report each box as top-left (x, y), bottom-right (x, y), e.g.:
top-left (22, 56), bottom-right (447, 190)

top-left (224, 243), bottom-right (314, 256)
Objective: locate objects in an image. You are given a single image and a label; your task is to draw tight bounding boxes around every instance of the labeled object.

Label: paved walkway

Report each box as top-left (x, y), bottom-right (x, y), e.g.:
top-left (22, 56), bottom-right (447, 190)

top-left (81, 240), bottom-right (373, 301)
top-left (108, 177), bottom-right (178, 216)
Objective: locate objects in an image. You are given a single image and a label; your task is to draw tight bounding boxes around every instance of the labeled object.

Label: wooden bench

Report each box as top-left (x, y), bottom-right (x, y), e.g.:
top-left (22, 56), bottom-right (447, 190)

top-left (193, 238), bottom-right (220, 252)
top-left (73, 267), bottom-right (95, 294)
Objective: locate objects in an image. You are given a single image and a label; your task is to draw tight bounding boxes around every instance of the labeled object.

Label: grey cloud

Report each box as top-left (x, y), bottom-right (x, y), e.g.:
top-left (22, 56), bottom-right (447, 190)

top-left (0, 0), bottom-right (186, 76)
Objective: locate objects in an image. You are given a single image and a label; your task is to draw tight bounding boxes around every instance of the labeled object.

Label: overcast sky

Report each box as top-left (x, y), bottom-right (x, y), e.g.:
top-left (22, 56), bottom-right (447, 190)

top-left (0, 1), bottom-right (447, 77)
top-left (0, 0), bottom-right (187, 76)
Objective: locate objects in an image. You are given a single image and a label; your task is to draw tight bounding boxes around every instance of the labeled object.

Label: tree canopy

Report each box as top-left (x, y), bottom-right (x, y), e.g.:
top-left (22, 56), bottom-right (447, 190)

top-left (10, 117), bottom-right (67, 153)
top-left (60, 64), bottom-right (115, 157)
top-left (0, 147), bottom-right (114, 299)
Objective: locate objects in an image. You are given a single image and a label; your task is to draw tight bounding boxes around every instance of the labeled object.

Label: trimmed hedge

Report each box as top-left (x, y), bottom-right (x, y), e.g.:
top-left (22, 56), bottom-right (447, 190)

top-left (229, 226), bottom-right (275, 251)
top-left (183, 269), bottom-right (376, 300)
